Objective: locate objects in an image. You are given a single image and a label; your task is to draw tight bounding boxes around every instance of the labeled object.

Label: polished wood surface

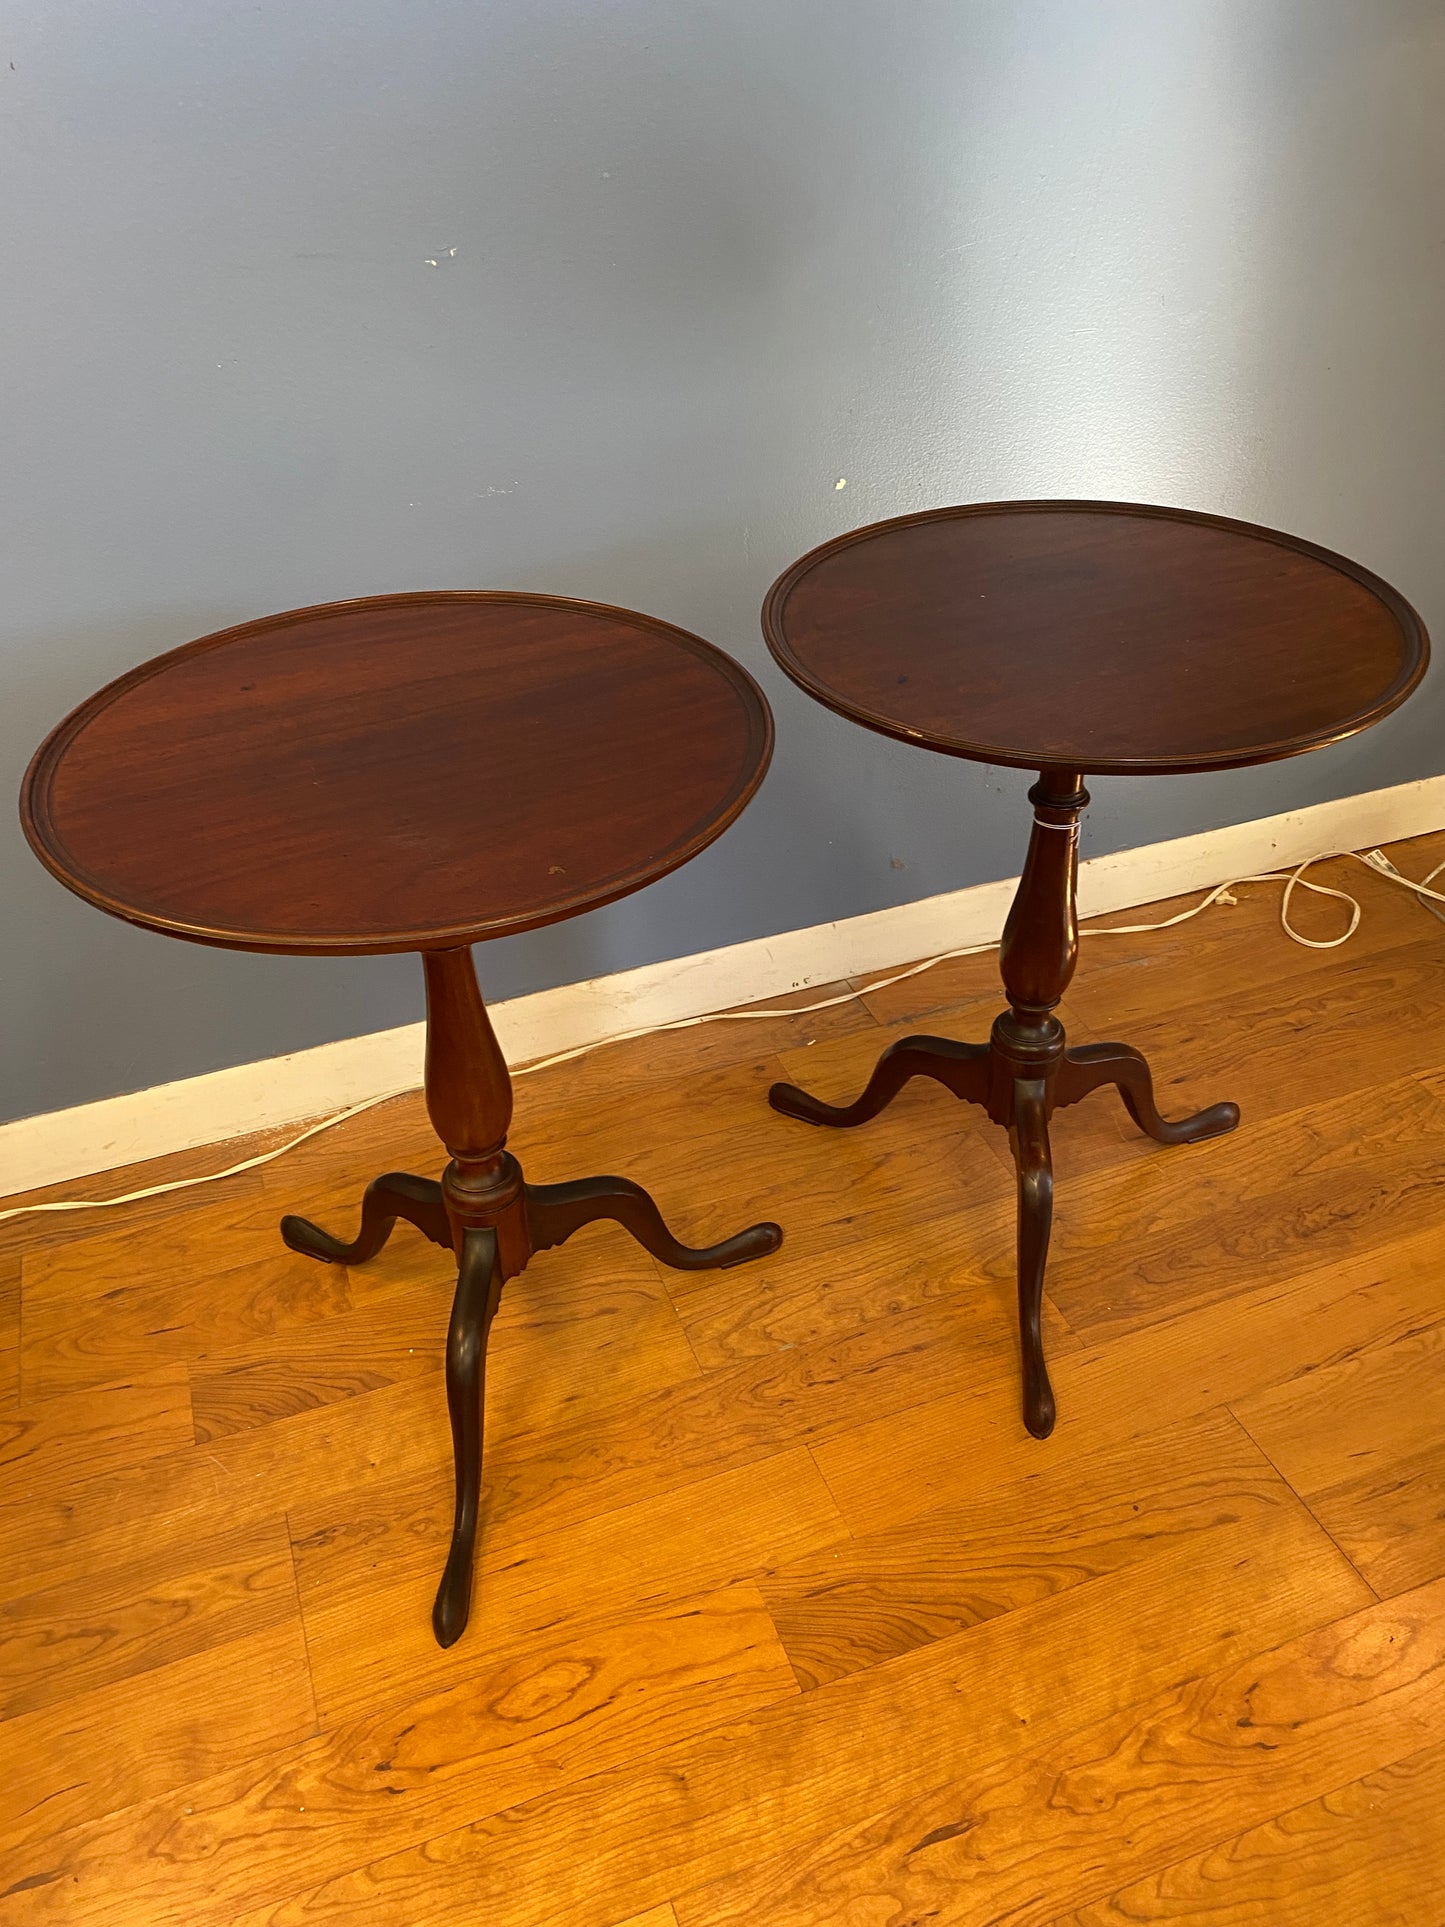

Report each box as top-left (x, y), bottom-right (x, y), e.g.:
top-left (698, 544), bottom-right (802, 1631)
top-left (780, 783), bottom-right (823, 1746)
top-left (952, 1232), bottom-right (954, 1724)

top-left (22, 592), bottom-right (774, 953)
top-left (763, 501), bottom-right (1427, 775)
top-left (5, 836), bottom-right (1445, 1922)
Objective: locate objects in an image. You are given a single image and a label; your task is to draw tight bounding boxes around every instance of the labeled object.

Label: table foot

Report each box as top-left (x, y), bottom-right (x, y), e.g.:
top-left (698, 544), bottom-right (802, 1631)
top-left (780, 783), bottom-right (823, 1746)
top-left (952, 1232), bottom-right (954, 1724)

top-left (526, 1175), bottom-right (781, 1271)
top-left (432, 1227), bottom-right (503, 1649)
top-left (1009, 1079), bottom-right (1056, 1439)
top-left (1056, 1042), bottom-right (1239, 1144)
top-left (768, 1034), bottom-right (991, 1128)
top-left (280, 1171), bottom-right (451, 1265)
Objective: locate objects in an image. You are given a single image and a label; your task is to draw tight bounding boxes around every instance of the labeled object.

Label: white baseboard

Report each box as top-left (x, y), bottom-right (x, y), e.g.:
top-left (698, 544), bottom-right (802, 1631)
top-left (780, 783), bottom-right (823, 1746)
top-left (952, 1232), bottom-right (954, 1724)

top-left (5, 774), bottom-right (1444, 1196)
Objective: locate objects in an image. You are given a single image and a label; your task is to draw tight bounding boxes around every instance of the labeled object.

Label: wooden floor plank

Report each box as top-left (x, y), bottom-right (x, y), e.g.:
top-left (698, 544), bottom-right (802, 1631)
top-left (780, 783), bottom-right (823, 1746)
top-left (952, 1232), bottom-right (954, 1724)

top-left (217, 1516), bottom-right (1369, 1927)
top-left (851, 954), bottom-right (1004, 1029)
top-left (0, 1586), bottom-right (796, 1927)
top-left (270, 1056), bottom-right (798, 1226)
top-left (0, 1263), bottom-right (18, 1414)
top-left (251, 1093), bottom-right (439, 1201)
top-left (814, 1221), bottom-right (1445, 1540)
top-left (761, 1033), bottom-right (1445, 1361)
top-left (0, 1618), bottom-right (315, 1857)
top-left (293, 1447), bottom-right (844, 1723)
top-left (673, 1572), bottom-right (1445, 1926)
top-left (4, 862), bottom-right (1445, 1924)
top-left (674, 1174), bottom-right (1066, 1371)
top-left (1233, 1316), bottom-right (1445, 1500)
top-left (514, 1053), bottom-right (798, 1176)
top-left (20, 1197), bottom-right (356, 1402)
top-left (1047, 1737), bottom-right (1445, 1925)
top-left (396, 1265), bottom-right (1076, 1559)
top-left (189, 1225), bottom-right (698, 1443)
top-left (1064, 835), bottom-right (1445, 1036)
top-left (0, 1368), bottom-right (452, 1605)
top-left (0, 1231), bottom-right (697, 1605)
top-left (0, 1157), bottom-right (268, 1264)
top-left (196, 1253), bottom-right (1052, 1639)
top-left (618, 1105), bottom-right (999, 1289)
top-left (1282, 1442), bottom-right (1445, 1609)
top-left (1065, 932), bottom-right (1445, 1174)
top-left (1, 1364), bottom-right (193, 1505)
top-left (1233, 1315), bottom-right (1445, 1599)
top-left (0, 1519), bottom-right (296, 1721)
top-left (761, 1411), bottom-right (1308, 1688)
top-left (1023, 1067), bottom-right (1445, 1341)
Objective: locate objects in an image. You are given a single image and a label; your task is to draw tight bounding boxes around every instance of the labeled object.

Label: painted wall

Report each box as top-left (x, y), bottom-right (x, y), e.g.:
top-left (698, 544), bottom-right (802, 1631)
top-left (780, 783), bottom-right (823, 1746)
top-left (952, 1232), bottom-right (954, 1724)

top-left (4, 0), bottom-right (1444, 1126)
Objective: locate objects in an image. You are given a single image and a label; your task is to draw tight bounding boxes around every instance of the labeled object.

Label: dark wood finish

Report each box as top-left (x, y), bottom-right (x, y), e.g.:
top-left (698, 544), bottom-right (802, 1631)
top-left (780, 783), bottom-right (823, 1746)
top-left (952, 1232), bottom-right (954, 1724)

top-left (21, 592), bottom-right (773, 954)
top-left (284, 942), bottom-right (781, 1644)
top-left (770, 771), bottom-right (1234, 1436)
top-left (763, 501), bottom-right (1427, 776)
top-left (24, 592), bottom-right (782, 1646)
top-left (436, 1227), bottom-right (503, 1650)
top-left (765, 504), bottom-right (1427, 1439)
top-left (276, 1172), bottom-right (451, 1262)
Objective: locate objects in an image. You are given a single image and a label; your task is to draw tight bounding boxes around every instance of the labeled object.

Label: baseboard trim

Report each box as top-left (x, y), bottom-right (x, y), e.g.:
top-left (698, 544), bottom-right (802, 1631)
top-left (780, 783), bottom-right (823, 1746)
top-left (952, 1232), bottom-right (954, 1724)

top-left (6, 774), bottom-right (1444, 1196)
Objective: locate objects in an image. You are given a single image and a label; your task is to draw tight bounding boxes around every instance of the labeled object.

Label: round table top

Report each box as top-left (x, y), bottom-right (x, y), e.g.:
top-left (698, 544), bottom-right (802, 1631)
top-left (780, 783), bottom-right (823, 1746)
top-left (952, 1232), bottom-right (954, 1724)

top-left (762, 500), bottom-right (1428, 776)
top-left (22, 592), bottom-right (773, 955)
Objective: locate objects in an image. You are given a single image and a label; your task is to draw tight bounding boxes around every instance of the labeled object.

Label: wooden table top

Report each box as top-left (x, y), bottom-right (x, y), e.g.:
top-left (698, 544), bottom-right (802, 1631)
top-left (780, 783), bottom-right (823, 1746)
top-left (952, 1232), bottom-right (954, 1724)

top-left (22, 592), bottom-right (773, 955)
top-left (763, 501), bottom-right (1428, 776)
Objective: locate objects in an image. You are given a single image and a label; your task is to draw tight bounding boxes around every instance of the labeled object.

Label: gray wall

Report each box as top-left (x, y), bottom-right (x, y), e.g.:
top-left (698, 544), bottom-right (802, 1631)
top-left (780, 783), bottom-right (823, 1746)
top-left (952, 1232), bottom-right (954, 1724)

top-left (4, 0), bottom-right (1445, 1126)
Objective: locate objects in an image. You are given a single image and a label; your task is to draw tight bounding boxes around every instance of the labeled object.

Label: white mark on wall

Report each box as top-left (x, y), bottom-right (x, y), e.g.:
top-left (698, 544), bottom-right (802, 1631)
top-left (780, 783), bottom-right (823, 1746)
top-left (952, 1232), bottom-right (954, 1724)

top-left (835, 477), bottom-right (847, 490)
top-left (424, 247), bottom-right (459, 267)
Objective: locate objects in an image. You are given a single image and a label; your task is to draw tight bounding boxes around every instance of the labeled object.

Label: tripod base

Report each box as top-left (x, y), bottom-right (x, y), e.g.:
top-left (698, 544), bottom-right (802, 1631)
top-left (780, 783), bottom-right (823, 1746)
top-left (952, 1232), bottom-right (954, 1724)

top-left (768, 1020), bottom-right (1237, 1439)
top-left (283, 1170), bottom-right (780, 1645)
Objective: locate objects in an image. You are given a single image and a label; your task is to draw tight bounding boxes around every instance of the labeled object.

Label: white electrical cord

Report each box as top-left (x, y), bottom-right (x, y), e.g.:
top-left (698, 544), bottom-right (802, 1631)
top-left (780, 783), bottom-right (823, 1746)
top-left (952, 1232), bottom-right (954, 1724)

top-left (6, 843), bottom-right (1445, 1225)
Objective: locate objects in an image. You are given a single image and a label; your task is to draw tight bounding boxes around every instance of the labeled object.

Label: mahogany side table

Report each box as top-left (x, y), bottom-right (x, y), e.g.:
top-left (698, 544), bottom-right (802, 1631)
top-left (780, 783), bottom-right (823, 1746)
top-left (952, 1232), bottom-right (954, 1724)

top-left (762, 501), bottom-right (1427, 1441)
top-left (21, 591), bottom-right (781, 1646)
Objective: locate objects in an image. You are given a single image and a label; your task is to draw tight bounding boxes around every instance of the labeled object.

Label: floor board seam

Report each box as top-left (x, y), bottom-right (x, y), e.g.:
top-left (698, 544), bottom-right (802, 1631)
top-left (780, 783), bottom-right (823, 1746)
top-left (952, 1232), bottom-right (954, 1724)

top-left (1224, 1404), bottom-right (1383, 1604)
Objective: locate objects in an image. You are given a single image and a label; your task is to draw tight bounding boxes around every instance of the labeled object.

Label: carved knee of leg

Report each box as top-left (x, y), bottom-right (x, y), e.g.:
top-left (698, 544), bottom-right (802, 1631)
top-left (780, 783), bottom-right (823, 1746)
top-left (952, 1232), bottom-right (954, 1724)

top-left (1018, 1163), bottom-right (1053, 1220)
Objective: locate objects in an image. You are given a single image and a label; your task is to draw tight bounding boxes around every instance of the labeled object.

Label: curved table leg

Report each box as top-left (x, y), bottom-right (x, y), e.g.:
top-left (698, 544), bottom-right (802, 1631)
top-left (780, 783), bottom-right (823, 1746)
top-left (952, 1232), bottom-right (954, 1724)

top-left (1056, 1042), bottom-right (1239, 1145)
top-left (1009, 1078), bottom-right (1057, 1441)
top-left (527, 1176), bottom-right (781, 1272)
top-left (432, 1226), bottom-right (504, 1649)
top-left (769, 1034), bottom-right (991, 1128)
top-left (281, 1171), bottom-right (451, 1264)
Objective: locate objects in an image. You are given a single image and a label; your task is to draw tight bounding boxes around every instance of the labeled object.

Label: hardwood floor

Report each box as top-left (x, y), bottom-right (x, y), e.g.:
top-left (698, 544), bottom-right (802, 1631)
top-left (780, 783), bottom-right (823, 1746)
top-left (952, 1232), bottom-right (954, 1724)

top-left (4, 836), bottom-right (1445, 1923)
